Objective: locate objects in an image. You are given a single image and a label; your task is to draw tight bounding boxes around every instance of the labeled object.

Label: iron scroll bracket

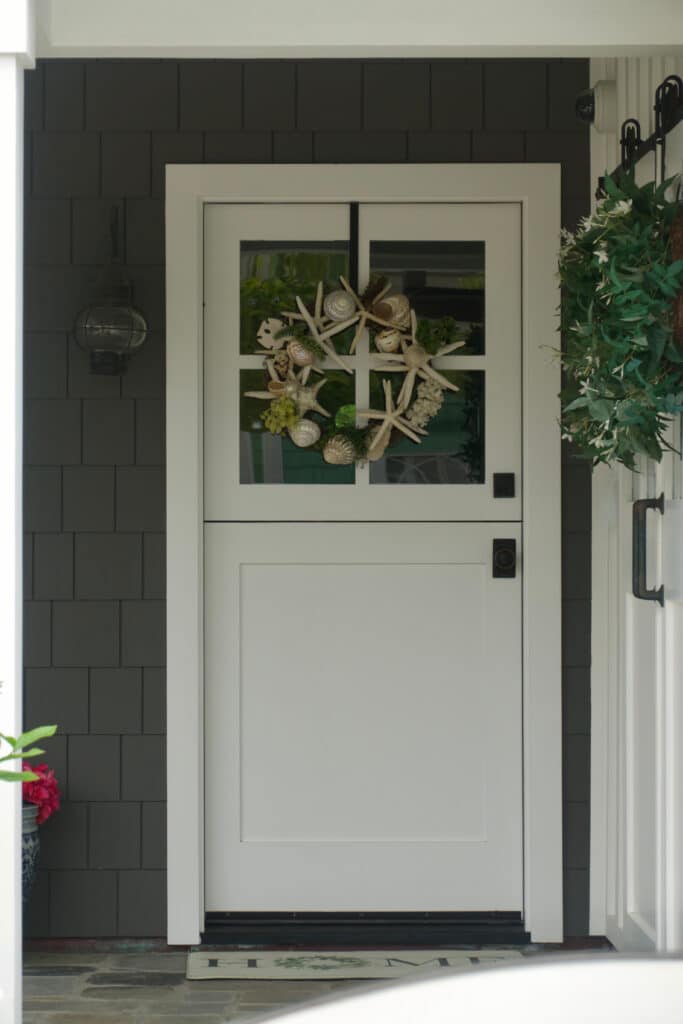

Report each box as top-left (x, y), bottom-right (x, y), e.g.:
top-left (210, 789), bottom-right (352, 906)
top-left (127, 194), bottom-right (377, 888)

top-left (632, 493), bottom-right (665, 606)
top-left (596, 74), bottom-right (683, 199)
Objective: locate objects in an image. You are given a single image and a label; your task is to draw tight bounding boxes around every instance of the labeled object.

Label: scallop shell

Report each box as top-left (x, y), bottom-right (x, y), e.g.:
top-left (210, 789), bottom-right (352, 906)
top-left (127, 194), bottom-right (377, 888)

top-left (322, 435), bottom-right (356, 466)
top-left (288, 419), bottom-right (321, 448)
top-left (256, 318), bottom-right (286, 350)
top-left (287, 339), bottom-right (315, 367)
top-left (375, 329), bottom-right (402, 353)
top-left (373, 294), bottom-right (411, 330)
top-left (324, 289), bottom-right (357, 322)
top-left (267, 379), bottom-right (287, 395)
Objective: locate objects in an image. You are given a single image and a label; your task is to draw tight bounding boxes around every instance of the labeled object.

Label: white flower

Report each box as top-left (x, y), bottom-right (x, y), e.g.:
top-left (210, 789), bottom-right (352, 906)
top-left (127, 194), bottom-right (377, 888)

top-left (611, 199), bottom-right (633, 216)
top-left (594, 246), bottom-right (609, 265)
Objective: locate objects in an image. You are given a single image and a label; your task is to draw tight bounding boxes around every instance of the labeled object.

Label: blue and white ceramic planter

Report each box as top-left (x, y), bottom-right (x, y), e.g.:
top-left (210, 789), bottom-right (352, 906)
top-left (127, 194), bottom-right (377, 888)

top-left (22, 803), bottom-right (40, 908)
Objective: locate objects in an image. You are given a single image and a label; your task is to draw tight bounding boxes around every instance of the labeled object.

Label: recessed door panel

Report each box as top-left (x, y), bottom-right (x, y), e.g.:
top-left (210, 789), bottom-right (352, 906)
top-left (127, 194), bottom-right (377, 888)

top-left (204, 522), bottom-right (523, 912)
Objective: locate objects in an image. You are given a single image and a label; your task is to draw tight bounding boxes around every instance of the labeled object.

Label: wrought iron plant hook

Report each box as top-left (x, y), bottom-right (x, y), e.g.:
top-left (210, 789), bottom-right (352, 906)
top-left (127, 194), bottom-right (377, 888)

top-left (620, 118), bottom-right (642, 173)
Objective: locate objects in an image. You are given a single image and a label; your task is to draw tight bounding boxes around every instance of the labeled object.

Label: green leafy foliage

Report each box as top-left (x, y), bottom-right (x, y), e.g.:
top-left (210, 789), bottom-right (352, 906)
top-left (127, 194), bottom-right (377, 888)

top-left (559, 173), bottom-right (683, 468)
top-left (239, 249), bottom-right (348, 351)
top-left (416, 316), bottom-right (462, 356)
top-left (0, 724), bottom-right (57, 782)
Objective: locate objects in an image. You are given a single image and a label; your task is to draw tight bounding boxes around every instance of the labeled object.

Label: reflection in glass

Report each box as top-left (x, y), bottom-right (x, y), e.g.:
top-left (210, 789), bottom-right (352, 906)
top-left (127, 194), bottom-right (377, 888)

top-left (369, 370), bottom-right (484, 484)
top-left (240, 369), bottom-right (355, 484)
top-left (370, 241), bottom-right (485, 354)
top-left (240, 241), bottom-right (350, 354)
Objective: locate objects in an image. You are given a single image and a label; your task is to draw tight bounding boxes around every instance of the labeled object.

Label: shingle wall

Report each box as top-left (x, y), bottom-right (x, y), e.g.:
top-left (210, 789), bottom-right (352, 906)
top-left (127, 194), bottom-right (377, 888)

top-left (23, 58), bottom-right (592, 938)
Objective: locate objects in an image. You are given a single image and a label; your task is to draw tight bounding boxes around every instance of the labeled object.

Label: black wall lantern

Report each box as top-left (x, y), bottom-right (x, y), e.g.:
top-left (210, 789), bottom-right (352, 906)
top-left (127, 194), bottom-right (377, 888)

top-left (73, 207), bottom-right (148, 375)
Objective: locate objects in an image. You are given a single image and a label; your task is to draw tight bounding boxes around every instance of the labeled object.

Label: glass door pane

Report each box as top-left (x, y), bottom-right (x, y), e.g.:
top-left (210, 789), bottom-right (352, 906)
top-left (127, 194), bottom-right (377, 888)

top-left (204, 202), bottom-right (521, 521)
top-left (366, 239), bottom-right (486, 485)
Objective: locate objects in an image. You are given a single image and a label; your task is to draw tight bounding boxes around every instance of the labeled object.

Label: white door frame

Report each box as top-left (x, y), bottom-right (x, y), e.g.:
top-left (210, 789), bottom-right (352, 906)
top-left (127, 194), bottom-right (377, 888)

top-left (165, 163), bottom-right (562, 944)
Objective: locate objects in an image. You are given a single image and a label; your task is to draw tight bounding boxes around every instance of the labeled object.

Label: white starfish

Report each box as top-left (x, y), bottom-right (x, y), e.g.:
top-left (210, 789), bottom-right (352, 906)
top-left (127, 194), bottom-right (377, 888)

top-left (281, 281), bottom-right (357, 373)
top-left (373, 310), bottom-right (466, 408)
top-left (265, 355), bottom-right (322, 386)
top-left (337, 276), bottom-right (407, 354)
top-left (357, 379), bottom-right (427, 453)
top-left (245, 367), bottom-right (330, 417)
top-left (281, 281), bottom-right (327, 332)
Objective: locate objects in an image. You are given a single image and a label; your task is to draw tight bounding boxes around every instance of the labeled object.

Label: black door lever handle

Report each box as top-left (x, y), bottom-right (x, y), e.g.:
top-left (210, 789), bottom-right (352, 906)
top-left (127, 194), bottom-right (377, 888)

top-left (632, 493), bottom-right (664, 605)
top-left (493, 539), bottom-right (516, 578)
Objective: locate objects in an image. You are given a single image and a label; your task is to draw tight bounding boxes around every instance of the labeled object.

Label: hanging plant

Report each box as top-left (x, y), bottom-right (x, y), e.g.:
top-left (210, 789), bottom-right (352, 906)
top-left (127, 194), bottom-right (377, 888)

top-left (559, 173), bottom-right (683, 469)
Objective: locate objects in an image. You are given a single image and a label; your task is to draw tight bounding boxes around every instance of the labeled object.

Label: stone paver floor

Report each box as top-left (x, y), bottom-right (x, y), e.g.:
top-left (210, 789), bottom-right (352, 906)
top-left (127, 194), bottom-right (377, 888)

top-left (23, 952), bottom-right (370, 1024)
top-left (23, 944), bottom-right (613, 1023)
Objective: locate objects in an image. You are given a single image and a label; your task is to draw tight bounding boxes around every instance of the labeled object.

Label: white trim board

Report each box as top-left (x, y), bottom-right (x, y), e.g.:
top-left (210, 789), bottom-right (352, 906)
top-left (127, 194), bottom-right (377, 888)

top-left (36, 0), bottom-right (683, 58)
top-left (166, 163), bottom-right (562, 944)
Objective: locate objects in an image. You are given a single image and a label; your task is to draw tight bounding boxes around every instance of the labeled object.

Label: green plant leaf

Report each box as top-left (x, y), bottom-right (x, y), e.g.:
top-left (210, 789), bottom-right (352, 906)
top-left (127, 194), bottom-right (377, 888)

top-left (0, 769), bottom-right (39, 782)
top-left (13, 725), bottom-right (57, 748)
top-left (0, 748), bottom-right (44, 763)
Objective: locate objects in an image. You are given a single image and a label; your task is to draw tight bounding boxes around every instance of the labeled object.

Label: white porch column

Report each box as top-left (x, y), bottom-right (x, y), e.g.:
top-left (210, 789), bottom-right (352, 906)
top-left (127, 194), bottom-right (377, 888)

top-left (0, 5), bottom-right (35, 1024)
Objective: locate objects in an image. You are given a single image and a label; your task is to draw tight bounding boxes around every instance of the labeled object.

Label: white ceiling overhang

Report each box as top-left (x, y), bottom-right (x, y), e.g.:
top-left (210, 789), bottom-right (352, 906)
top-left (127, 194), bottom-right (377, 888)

top-left (34, 0), bottom-right (683, 59)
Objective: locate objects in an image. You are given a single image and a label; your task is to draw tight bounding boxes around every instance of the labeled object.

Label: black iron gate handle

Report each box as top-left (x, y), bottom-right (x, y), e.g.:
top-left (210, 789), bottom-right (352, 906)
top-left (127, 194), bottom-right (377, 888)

top-left (632, 493), bottom-right (665, 606)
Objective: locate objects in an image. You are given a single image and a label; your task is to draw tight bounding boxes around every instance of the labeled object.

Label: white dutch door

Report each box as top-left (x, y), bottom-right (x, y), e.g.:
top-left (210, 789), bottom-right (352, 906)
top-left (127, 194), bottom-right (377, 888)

top-left (203, 201), bottom-right (523, 912)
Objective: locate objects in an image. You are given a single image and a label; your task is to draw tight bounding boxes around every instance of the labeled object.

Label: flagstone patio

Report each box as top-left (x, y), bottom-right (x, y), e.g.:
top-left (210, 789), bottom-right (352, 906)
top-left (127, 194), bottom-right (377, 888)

top-left (23, 950), bottom-right (374, 1023)
top-left (23, 944), bottom-right (612, 1023)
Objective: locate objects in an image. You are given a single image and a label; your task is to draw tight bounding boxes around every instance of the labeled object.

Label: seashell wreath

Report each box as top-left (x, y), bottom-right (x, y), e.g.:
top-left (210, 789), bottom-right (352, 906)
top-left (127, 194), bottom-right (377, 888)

top-left (244, 276), bottom-right (465, 466)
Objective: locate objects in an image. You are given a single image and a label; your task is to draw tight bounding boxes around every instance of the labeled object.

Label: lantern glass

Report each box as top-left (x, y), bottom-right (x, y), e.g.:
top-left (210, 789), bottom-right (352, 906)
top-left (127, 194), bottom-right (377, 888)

top-left (74, 301), bottom-right (148, 374)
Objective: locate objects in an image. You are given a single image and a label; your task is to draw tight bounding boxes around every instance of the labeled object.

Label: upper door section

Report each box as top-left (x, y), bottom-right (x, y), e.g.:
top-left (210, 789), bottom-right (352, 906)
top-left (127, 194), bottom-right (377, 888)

top-left (203, 201), bottom-right (521, 521)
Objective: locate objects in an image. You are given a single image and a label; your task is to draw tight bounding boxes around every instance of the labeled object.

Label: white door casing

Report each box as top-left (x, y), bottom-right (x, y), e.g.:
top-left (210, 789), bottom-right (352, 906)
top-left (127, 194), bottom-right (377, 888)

top-left (166, 164), bottom-right (562, 943)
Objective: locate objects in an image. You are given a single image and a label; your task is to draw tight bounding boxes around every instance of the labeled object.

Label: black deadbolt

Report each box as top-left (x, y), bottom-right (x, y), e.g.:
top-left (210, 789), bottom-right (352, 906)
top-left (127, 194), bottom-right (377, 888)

top-left (493, 473), bottom-right (515, 498)
top-left (493, 539), bottom-right (516, 578)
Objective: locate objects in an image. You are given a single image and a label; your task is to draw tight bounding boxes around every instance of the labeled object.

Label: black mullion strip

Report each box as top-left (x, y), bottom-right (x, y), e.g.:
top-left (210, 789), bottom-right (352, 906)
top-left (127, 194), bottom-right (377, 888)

top-left (348, 201), bottom-right (359, 293)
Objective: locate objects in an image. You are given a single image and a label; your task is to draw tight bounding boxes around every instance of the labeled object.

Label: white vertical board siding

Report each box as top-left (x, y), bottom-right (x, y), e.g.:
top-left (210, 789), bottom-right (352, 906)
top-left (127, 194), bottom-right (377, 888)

top-left (590, 56), bottom-right (683, 949)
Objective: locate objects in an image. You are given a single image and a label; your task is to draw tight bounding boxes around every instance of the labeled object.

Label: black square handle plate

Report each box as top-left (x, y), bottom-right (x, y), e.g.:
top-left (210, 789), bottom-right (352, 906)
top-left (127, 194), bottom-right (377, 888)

top-left (493, 473), bottom-right (515, 498)
top-left (493, 539), bottom-right (516, 578)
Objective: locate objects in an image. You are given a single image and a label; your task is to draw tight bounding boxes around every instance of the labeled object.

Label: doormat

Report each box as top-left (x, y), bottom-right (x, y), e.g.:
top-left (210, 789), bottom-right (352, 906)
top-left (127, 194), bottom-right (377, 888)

top-left (186, 948), bottom-right (523, 980)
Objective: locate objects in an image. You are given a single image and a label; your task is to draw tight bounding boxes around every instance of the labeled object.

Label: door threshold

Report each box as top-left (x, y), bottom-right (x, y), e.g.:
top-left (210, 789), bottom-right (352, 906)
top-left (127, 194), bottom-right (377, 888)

top-left (202, 912), bottom-right (530, 947)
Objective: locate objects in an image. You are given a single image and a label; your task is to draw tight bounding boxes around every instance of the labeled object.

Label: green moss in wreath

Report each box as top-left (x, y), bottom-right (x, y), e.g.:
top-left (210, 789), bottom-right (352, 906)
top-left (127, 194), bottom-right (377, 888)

top-left (416, 316), bottom-right (463, 356)
top-left (261, 397), bottom-right (299, 436)
top-left (559, 173), bottom-right (683, 468)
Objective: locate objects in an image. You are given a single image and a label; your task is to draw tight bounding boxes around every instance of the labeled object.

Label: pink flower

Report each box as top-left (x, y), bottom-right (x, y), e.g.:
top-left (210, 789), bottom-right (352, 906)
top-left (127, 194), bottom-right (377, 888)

top-left (22, 762), bottom-right (61, 824)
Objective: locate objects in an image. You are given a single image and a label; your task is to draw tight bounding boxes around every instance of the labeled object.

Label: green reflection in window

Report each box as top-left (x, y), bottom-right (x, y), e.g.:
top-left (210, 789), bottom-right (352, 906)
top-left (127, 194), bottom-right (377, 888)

top-left (368, 370), bottom-right (484, 484)
top-left (370, 240), bottom-right (485, 354)
top-left (240, 241), bottom-right (350, 354)
top-left (240, 369), bottom-right (355, 484)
